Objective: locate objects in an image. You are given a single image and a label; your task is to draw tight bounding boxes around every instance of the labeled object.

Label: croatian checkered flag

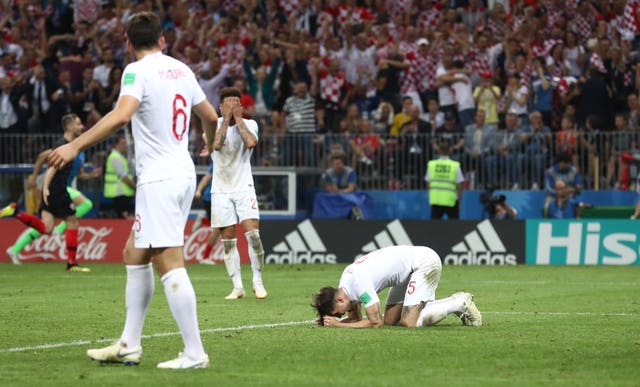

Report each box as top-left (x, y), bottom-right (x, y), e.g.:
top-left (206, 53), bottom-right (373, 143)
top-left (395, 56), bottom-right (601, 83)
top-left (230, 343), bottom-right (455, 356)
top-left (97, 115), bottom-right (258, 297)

top-left (589, 52), bottom-right (607, 74)
top-left (622, 0), bottom-right (640, 41)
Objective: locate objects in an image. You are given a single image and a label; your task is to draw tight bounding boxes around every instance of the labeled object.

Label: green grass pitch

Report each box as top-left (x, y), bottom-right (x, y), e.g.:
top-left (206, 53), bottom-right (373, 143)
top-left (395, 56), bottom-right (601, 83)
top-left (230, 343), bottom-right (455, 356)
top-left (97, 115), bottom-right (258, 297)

top-left (0, 263), bottom-right (638, 386)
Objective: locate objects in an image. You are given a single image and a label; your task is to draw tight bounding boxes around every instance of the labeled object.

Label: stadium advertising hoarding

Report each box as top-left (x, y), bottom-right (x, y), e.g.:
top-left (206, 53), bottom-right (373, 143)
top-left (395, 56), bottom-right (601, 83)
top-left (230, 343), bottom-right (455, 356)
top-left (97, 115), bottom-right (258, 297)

top-left (0, 219), bottom-right (250, 265)
top-left (526, 220), bottom-right (640, 265)
top-left (260, 219), bottom-right (525, 265)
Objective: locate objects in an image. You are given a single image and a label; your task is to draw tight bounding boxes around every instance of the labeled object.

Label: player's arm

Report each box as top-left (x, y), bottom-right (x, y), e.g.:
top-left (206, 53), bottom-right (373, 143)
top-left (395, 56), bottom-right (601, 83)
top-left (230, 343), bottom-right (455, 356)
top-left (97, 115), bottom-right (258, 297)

top-left (48, 95), bottom-right (139, 169)
top-left (232, 103), bottom-right (257, 149)
top-left (41, 166), bottom-right (57, 206)
top-left (195, 172), bottom-right (212, 200)
top-left (29, 149), bottom-right (52, 187)
top-left (213, 99), bottom-right (232, 151)
top-left (193, 99), bottom-right (219, 154)
top-left (323, 303), bottom-right (383, 328)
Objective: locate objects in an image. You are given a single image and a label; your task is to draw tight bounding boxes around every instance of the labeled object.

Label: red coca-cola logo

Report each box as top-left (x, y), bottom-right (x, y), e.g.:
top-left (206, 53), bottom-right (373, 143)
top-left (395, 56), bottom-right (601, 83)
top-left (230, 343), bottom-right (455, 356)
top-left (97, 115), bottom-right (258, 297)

top-left (21, 226), bottom-right (113, 262)
top-left (183, 228), bottom-right (224, 264)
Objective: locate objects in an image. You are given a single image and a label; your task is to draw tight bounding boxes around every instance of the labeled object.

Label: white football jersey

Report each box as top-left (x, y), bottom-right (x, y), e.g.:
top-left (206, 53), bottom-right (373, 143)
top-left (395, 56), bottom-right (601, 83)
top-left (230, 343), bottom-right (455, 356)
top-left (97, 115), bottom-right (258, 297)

top-left (338, 246), bottom-right (431, 308)
top-left (211, 118), bottom-right (258, 193)
top-left (120, 52), bottom-right (205, 184)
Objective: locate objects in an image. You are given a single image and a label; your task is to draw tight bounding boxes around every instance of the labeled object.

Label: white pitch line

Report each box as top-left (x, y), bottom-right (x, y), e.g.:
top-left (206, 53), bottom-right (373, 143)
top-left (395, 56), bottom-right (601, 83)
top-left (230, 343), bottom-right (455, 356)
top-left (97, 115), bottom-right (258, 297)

top-left (0, 320), bottom-right (313, 354)
top-left (2, 311), bottom-right (638, 354)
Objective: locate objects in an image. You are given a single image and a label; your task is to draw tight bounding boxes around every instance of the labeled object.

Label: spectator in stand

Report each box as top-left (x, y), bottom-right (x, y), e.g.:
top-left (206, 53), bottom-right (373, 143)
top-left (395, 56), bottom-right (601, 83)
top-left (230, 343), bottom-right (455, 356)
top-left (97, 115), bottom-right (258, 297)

top-left (422, 97), bottom-right (444, 131)
top-left (463, 110), bottom-right (495, 188)
top-left (486, 112), bottom-right (523, 190)
top-left (556, 113), bottom-right (590, 168)
top-left (433, 110), bottom-right (464, 161)
top-left (473, 71), bottom-right (501, 126)
top-left (521, 111), bottom-right (552, 190)
top-left (199, 53), bottom-right (232, 112)
top-left (435, 48), bottom-right (460, 120)
top-left (530, 56), bottom-right (554, 128)
top-left (409, 37), bottom-right (439, 111)
top-left (376, 48), bottom-right (410, 113)
top-left (243, 49), bottom-right (281, 129)
top-left (48, 69), bottom-right (74, 133)
top-left (544, 151), bottom-right (583, 212)
top-left (350, 119), bottom-right (381, 182)
top-left (576, 66), bottom-right (612, 130)
top-left (282, 80), bottom-right (318, 166)
top-left (607, 112), bottom-right (638, 189)
top-left (371, 101), bottom-right (394, 135)
top-left (626, 92), bottom-right (640, 132)
top-left (323, 152), bottom-right (357, 194)
top-left (398, 104), bottom-right (431, 188)
top-left (450, 60), bottom-right (476, 128)
top-left (389, 96), bottom-right (414, 136)
top-left (93, 47), bottom-right (117, 89)
top-left (502, 73), bottom-right (529, 126)
top-left (312, 57), bottom-right (349, 133)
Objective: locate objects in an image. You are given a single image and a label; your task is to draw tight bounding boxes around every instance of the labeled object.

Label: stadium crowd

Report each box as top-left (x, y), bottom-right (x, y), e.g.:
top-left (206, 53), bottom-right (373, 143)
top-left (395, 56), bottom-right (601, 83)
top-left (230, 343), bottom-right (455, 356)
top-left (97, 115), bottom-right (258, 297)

top-left (0, 0), bottom-right (639, 190)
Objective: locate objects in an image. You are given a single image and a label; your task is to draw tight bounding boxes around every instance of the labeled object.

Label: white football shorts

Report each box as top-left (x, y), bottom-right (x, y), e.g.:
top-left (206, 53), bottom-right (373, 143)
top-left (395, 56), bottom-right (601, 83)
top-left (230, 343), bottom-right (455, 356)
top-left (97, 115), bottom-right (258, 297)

top-left (133, 177), bottom-right (195, 248)
top-left (386, 250), bottom-right (442, 307)
top-left (211, 190), bottom-right (260, 228)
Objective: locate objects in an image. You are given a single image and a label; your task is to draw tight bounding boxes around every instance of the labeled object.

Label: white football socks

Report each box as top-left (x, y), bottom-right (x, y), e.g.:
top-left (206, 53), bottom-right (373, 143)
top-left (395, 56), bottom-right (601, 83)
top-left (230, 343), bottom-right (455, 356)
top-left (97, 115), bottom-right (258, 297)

top-left (417, 296), bottom-right (466, 327)
top-left (222, 238), bottom-right (243, 289)
top-left (120, 263), bottom-right (154, 349)
top-left (161, 267), bottom-right (205, 360)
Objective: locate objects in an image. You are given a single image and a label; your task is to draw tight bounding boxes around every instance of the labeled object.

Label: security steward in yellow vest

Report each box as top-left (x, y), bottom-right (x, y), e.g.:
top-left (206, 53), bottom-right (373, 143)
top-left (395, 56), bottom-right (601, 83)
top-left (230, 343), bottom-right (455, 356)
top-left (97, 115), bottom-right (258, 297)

top-left (425, 143), bottom-right (464, 219)
top-left (104, 134), bottom-right (135, 218)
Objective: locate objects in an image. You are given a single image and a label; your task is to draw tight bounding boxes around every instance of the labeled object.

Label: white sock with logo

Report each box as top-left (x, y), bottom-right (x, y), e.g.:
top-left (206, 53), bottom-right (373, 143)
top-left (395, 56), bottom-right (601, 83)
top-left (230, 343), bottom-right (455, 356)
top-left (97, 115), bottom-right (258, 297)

top-left (416, 296), bottom-right (466, 327)
top-left (222, 238), bottom-right (243, 289)
top-left (245, 230), bottom-right (264, 286)
top-left (121, 264), bottom-right (154, 349)
top-left (161, 267), bottom-right (205, 360)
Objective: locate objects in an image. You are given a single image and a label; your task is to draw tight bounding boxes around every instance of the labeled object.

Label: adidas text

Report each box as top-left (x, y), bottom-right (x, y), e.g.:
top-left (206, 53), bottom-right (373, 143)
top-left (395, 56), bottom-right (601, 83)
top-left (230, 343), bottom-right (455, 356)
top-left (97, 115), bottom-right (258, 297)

top-left (265, 251), bottom-right (337, 264)
top-left (444, 252), bottom-right (517, 265)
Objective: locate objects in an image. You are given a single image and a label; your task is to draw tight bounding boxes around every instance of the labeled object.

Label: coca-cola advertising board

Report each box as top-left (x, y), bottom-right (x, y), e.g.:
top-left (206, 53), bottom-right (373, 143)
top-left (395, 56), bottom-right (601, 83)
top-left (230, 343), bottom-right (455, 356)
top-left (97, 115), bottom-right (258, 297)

top-left (0, 219), bottom-right (249, 265)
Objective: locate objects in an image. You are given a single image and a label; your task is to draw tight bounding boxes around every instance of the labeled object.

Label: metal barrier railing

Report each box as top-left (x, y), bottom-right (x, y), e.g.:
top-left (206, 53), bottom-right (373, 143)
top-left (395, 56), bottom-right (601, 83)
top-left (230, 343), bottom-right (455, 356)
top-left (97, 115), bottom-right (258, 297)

top-left (1, 131), bottom-right (638, 195)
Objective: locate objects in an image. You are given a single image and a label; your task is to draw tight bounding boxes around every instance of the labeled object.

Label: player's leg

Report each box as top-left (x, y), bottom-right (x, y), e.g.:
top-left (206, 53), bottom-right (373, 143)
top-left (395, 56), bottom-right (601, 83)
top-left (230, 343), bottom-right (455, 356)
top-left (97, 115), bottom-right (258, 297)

top-left (383, 303), bottom-right (403, 326)
top-left (87, 231), bottom-right (152, 365)
top-left (53, 187), bottom-right (93, 236)
top-left (6, 227), bottom-right (42, 264)
top-left (63, 214), bottom-right (90, 272)
top-left (212, 193), bottom-right (245, 299)
top-left (237, 191), bottom-right (267, 299)
top-left (1, 202), bottom-right (48, 233)
top-left (151, 178), bottom-right (208, 368)
top-left (202, 227), bottom-right (220, 259)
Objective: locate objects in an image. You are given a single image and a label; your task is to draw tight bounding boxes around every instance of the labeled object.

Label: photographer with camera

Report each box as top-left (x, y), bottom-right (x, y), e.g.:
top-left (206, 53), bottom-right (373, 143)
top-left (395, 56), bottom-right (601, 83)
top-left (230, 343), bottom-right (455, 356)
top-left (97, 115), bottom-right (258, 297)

top-left (480, 189), bottom-right (518, 220)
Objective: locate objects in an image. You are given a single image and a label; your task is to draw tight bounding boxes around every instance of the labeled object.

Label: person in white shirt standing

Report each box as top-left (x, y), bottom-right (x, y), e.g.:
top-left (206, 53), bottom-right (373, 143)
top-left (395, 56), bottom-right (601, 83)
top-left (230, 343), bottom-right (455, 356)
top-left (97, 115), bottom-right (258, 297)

top-left (312, 245), bottom-right (482, 328)
top-left (208, 86), bottom-right (267, 300)
top-left (48, 12), bottom-right (218, 369)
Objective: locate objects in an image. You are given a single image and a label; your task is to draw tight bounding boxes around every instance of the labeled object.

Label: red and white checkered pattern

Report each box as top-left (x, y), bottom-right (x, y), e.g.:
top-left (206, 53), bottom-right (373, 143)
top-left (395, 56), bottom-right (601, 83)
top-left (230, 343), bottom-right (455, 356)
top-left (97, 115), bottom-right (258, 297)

top-left (218, 42), bottom-right (246, 77)
top-left (418, 7), bottom-right (442, 29)
top-left (486, 18), bottom-right (505, 37)
top-left (400, 68), bottom-right (417, 95)
top-left (556, 76), bottom-right (577, 97)
top-left (385, 0), bottom-right (413, 20)
top-left (468, 47), bottom-right (491, 76)
top-left (336, 5), bottom-right (374, 35)
top-left (506, 63), bottom-right (532, 88)
top-left (543, 39), bottom-right (563, 58)
top-left (319, 70), bottom-right (348, 104)
top-left (279, 0), bottom-right (300, 18)
top-left (622, 0), bottom-right (640, 40)
top-left (572, 14), bottom-right (595, 45)
top-left (399, 41), bottom-right (418, 56)
top-left (589, 52), bottom-right (607, 73)
top-left (407, 51), bottom-right (438, 92)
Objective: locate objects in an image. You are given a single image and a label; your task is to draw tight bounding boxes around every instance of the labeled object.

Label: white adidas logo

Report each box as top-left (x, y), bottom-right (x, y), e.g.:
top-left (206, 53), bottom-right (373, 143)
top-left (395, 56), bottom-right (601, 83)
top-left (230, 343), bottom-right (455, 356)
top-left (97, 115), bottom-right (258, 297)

top-left (444, 220), bottom-right (517, 265)
top-left (266, 220), bottom-right (337, 264)
top-left (360, 220), bottom-right (414, 253)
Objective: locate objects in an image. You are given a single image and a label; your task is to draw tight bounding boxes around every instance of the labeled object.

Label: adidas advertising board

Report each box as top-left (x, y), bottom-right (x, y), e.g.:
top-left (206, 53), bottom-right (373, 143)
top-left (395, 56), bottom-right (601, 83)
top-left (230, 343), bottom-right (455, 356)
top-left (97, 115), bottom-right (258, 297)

top-left (526, 220), bottom-right (640, 265)
top-left (260, 219), bottom-right (524, 265)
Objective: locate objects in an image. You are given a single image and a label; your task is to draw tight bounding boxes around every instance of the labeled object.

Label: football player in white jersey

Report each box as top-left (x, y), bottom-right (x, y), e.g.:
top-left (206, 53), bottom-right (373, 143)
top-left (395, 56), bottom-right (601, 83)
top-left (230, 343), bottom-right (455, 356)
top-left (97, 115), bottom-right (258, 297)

top-left (206, 86), bottom-right (267, 300)
top-left (48, 12), bottom-right (218, 369)
top-left (312, 245), bottom-right (482, 328)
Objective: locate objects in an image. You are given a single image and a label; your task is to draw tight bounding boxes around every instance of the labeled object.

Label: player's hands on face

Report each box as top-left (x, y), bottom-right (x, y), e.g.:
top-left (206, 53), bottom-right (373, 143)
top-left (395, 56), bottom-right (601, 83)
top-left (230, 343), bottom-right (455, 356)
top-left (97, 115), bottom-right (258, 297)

top-left (48, 143), bottom-right (79, 170)
top-left (231, 99), bottom-right (243, 120)
top-left (220, 100), bottom-right (233, 120)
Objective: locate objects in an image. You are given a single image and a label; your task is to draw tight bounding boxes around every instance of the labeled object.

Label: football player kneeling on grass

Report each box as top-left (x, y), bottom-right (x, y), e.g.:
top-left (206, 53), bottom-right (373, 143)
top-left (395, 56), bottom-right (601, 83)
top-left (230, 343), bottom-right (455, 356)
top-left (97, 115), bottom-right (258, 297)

top-left (312, 245), bottom-right (482, 328)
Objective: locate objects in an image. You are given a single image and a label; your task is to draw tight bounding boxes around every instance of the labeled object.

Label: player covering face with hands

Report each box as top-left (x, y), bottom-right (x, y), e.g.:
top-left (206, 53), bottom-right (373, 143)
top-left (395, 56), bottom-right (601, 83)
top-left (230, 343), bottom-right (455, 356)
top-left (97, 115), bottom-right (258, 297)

top-left (313, 245), bottom-right (482, 328)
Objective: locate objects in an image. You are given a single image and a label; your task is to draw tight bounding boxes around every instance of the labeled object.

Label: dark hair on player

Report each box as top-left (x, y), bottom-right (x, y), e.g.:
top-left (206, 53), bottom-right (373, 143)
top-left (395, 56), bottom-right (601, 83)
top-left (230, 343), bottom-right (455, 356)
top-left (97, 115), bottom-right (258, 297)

top-left (61, 113), bottom-right (80, 131)
top-left (125, 12), bottom-right (162, 51)
top-left (312, 287), bottom-right (338, 324)
top-left (220, 86), bottom-right (242, 104)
